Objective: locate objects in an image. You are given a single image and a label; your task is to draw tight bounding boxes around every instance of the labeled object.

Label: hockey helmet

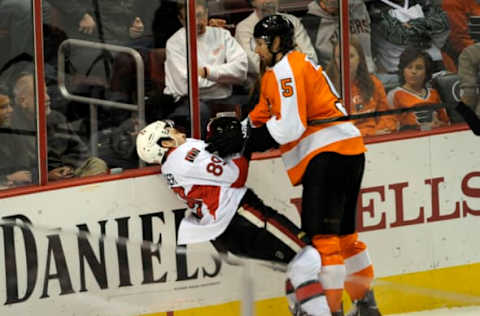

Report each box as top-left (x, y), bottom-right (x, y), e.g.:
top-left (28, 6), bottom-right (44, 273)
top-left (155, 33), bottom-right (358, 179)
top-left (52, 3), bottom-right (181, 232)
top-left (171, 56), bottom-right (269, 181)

top-left (136, 120), bottom-right (175, 164)
top-left (253, 14), bottom-right (294, 54)
top-left (206, 112), bottom-right (241, 140)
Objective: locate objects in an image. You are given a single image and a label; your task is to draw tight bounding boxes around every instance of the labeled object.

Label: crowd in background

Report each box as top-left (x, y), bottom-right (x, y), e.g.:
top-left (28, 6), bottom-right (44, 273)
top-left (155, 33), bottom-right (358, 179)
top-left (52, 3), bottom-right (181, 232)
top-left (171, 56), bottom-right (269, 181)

top-left (0, 0), bottom-right (479, 188)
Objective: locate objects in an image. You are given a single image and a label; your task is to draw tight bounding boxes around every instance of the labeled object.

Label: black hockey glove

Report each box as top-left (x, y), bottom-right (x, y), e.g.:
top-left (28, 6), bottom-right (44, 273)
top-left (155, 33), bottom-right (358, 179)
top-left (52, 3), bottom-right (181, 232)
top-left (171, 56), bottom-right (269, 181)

top-left (205, 116), bottom-right (245, 158)
top-left (243, 123), bottom-right (279, 159)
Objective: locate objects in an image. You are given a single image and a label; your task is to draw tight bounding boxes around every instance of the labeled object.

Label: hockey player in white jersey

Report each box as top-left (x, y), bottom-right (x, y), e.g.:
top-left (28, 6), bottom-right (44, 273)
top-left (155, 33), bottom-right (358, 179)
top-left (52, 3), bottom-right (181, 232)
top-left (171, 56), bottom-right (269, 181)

top-left (136, 118), bottom-right (334, 316)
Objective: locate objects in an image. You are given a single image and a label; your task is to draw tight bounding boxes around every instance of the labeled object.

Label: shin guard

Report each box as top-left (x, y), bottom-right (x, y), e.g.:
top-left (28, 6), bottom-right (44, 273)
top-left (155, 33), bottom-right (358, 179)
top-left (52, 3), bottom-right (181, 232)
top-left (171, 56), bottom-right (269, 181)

top-left (340, 233), bottom-right (374, 302)
top-left (287, 246), bottom-right (330, 316)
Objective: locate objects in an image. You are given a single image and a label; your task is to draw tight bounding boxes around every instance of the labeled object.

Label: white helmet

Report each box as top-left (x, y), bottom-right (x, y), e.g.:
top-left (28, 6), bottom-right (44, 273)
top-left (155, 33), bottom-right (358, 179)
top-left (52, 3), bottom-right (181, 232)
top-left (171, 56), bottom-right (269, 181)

top-left (136, 120), bottom-right (175, 164)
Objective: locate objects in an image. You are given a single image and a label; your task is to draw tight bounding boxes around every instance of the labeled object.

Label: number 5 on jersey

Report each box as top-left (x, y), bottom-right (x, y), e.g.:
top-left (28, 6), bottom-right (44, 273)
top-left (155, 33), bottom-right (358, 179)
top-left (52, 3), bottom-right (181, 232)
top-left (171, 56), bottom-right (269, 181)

top-left (281, 78), bottom-right (294, 97)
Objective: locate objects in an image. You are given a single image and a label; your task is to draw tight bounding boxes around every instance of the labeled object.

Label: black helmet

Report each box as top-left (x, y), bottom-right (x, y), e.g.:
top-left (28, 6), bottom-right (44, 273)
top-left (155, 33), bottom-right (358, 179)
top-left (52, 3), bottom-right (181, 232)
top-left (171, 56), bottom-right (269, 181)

top-left (253, 14), bottom-right (295, 55)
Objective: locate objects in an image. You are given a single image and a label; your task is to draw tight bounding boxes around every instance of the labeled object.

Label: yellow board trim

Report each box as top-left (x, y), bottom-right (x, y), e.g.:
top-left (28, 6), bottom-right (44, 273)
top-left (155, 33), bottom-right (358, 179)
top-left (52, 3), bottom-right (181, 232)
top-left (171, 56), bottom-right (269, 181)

top-left (141, 263), bottom-right (480, 315)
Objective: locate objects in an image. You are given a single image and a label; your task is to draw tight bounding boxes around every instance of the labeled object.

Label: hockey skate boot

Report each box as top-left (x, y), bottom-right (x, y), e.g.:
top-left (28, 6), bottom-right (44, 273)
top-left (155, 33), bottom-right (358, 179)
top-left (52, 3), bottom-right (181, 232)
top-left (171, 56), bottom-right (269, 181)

top-left (288, 303), bottom-right (310, 316)
top-left (346, 290), bottom-right (381, 316)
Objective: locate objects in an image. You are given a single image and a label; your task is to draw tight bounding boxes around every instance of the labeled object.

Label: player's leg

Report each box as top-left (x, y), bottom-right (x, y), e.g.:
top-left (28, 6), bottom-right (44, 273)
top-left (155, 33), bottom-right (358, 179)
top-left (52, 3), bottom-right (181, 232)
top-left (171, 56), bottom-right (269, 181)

top-left (214, 189), bottom-right (330, 316)
top-left (215, 189), bottom-right (307, 262)
top-left (340, 234), bottom-right (380, 316)
top-left (340, 154), bottom-right (381, 316)
top-left (302, 152), bottom-right (363, 314)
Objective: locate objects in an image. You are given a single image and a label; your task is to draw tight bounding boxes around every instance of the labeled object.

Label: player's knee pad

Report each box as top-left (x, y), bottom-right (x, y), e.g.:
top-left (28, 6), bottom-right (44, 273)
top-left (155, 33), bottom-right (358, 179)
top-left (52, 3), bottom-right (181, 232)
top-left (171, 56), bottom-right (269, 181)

top-left (287, 245), bottom-right (322, 286)
top-left (287, 246), bottom-right (330, 316)
top-left (340, 233), bottom-right (366, 254)
top-left (340, 233), bottom-right (372, 277)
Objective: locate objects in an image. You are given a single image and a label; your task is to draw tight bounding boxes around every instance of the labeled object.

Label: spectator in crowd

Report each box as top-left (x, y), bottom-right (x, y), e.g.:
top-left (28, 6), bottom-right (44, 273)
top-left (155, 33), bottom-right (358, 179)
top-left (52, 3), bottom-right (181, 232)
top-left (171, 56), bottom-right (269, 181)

top-left (45, 0), bottom-right (157, 45)
top-left (453, 42), bottom-right (480, 134)
top-left (152, 0), bottom-right (184, 49)
top-left (45, 0), bottom-right (159, 100)
top-left (442, 0), bottom-right (480, 71)
top-left (12, 69), bottom-right (108, 181)
top-left (458, 42), bottom-right (480, 114)
top-left (387, 47), bottom-right (450, 131)
top-left (235, 0), bottom-right (317, 84)
top-left (368, 0), bottom-right (450, 88)
top-left (326, 38), bottom-right (398, 137)
top-left (0, 85), bottom-right (33, 188)
top-left (302, 0), bottom-right (375, 72)
top-left (164, 0), bottom-right (248, 135)
top-left (0, 0), bottom-right (34, 72)
top-left (109, 0), bottom-right (182, 110)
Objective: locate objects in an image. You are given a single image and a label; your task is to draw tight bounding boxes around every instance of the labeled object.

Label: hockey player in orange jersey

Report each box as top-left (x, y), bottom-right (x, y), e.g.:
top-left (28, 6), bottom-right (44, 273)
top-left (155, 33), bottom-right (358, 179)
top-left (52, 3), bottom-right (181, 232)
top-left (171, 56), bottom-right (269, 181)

top-left (208, 15), bottom-right (382, 316)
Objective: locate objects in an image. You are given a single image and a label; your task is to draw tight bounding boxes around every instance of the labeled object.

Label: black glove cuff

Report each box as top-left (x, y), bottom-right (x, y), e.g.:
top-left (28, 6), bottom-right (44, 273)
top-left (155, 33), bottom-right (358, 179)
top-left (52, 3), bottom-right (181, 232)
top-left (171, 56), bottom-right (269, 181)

top-left (243, 124), bottom-right (279, 159)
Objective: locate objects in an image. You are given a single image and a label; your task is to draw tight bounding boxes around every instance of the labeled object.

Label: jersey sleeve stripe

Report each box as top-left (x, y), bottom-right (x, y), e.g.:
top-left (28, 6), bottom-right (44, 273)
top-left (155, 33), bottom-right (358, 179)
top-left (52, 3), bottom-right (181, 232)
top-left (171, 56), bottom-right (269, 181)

top-left (231, 156), bottom-right (249, 188)
top-left (281, 122), bottom-right (361, 170)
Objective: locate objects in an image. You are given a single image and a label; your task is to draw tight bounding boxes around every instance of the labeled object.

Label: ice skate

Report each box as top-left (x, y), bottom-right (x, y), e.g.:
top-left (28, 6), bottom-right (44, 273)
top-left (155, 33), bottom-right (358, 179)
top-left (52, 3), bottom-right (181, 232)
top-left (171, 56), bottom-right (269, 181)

top-left (346, 290), bottom-right (381, 316)
top-left (288, 303), bottom-right (311, 316)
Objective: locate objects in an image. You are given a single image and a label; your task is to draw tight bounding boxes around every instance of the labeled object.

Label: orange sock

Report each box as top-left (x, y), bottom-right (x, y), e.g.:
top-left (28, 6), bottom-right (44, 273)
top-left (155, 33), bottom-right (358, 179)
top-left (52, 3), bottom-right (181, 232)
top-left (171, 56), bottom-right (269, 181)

top-left (340, 233), bottom-right (375, 302)
top-left (345, 265), bottom-right (374, 301)
top-left (312, 235), bottom-right (345, 313)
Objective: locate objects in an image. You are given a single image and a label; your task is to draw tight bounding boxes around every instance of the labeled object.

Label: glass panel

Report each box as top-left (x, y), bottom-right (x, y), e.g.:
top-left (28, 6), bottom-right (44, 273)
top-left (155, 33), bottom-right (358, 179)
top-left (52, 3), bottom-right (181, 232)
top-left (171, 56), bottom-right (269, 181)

top-left (181, 0), bottom-right (316, 138)
top-left (43, 0), bottom-right (185, 173)
top-left (361, 0), bottom-right (456, 137)
top-left (163, 0), bottom-right (193, 137)
top-left (0, 0), bottom-right (39, 190)
top-left (440, 0), bottom-right (480, 126)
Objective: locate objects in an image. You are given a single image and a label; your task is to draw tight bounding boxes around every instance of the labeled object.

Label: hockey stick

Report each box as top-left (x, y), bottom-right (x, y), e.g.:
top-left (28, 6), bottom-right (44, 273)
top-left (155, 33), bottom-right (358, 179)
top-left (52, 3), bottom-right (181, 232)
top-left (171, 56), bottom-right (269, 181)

top-left (308, 102), bottom-right (445, 126)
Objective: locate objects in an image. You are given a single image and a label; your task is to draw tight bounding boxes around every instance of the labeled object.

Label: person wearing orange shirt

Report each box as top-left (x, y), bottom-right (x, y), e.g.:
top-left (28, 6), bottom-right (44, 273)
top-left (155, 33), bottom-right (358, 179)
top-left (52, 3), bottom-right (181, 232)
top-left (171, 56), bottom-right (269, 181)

top-left (208, 15), bottom-right (381, 316)
top-left (326, 38), bottom-right (398, 137)
top-left (442, 0), bottom-right (480, 68)
top-left (387, 47), bottom-right (450, 131)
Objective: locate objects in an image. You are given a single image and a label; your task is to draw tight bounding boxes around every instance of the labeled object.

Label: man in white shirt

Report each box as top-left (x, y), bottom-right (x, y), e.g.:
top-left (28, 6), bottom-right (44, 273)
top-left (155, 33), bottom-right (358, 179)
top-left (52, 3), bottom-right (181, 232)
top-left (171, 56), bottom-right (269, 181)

top-left (164, 0), bottom-right (248, 135)
top-left (235, 0), bottom-right (318, 84)
top-left (301, 0), bottom-right (375, 72)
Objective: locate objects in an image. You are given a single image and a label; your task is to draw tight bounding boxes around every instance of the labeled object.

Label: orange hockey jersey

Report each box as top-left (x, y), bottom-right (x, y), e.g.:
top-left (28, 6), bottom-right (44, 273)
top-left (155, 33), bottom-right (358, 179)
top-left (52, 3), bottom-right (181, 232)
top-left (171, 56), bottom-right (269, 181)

top-left (387, 87), bottom-right (450, 129)
top-left (351, 75), bottom-right (398, 136)
top-left (249, 51), bottom-right (366, 185)
top-left (443, 0), bottom-right (480, 54)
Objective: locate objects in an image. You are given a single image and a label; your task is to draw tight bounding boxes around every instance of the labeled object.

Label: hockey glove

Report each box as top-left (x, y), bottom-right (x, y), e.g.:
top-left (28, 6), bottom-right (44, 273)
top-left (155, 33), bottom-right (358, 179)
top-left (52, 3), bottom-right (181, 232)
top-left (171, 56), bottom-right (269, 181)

top-left (206, 116), bottom-right (245, 158)
top-left (242, 123), bottom-right (279, 159)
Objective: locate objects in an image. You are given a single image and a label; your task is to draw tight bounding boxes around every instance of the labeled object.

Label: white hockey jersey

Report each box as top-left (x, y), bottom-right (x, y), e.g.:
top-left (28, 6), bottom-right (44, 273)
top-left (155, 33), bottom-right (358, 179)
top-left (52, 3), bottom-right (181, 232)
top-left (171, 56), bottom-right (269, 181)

top-left (161, 139), bottom-right (248, 244)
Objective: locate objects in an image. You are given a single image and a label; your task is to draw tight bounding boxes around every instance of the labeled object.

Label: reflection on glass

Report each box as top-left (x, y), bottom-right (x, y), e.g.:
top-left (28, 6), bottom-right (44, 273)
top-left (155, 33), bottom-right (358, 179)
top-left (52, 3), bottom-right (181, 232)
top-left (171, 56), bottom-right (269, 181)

top-left (44, 0), bottom-right (171, 171)
top-left (0, 0), bottom-right (37, 190)
top-left (33, 0), bottom-right (471, 181)
top-left (0, 84), bottom-right (36, 189)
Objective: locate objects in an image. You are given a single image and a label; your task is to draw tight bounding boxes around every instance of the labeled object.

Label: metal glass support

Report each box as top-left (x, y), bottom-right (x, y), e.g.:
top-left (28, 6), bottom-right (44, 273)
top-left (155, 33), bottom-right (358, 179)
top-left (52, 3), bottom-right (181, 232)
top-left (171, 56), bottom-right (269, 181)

top-left (57, 39), bottom-right (145, 165)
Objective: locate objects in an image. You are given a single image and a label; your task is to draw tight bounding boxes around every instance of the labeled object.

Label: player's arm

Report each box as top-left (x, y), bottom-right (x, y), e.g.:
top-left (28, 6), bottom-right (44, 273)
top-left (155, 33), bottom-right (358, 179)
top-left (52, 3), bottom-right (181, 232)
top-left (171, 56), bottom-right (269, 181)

top-left (262, 66), bottom-right (307, 145)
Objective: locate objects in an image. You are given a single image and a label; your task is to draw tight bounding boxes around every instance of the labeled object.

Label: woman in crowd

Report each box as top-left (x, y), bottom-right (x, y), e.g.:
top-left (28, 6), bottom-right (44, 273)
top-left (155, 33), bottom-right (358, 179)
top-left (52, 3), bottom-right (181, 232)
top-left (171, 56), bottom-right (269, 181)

top-left (326, 38), bottom-right (398, 137)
